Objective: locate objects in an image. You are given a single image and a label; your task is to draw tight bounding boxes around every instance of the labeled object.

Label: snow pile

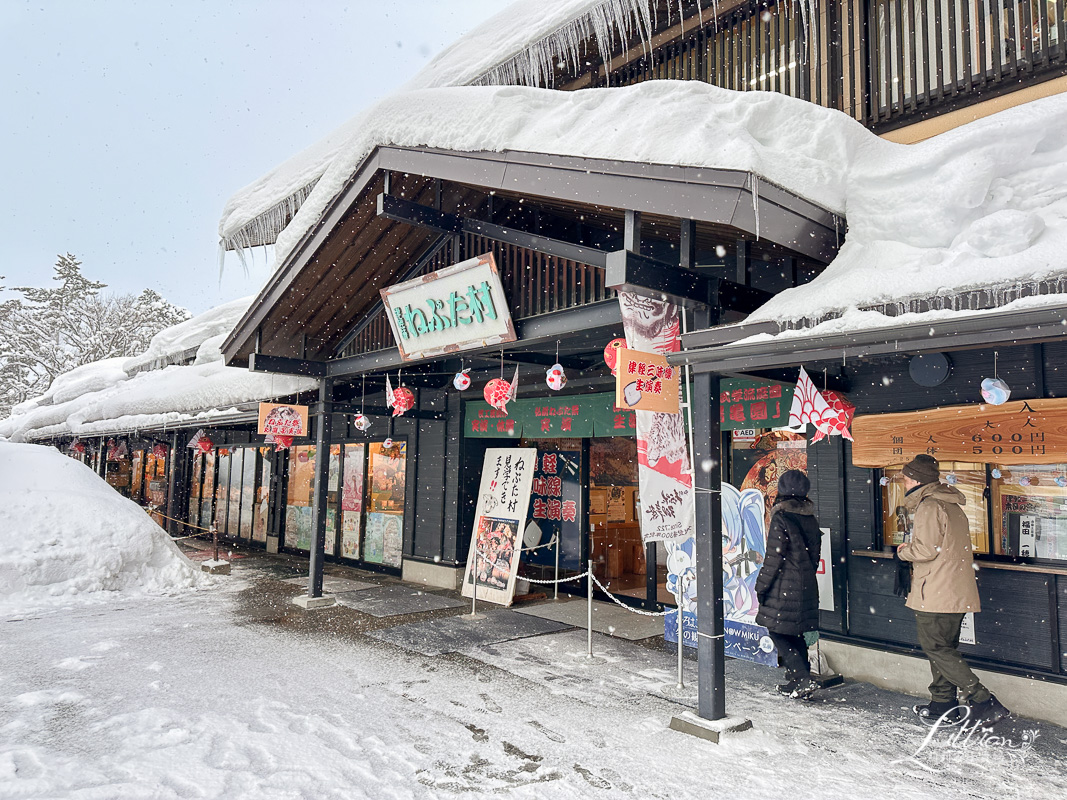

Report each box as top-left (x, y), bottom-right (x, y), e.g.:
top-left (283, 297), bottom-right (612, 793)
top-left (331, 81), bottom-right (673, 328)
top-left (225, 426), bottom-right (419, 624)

top-left (10, 358), bottom-right (129, 416)
top-left (220, 80), bottom-right (864, 268)
top-left (0, 442), bottom-right (207, 615)
top-left (123, 295), bottom-right (253, 372)
top-left (750, 93), bottom-right (1067, 325)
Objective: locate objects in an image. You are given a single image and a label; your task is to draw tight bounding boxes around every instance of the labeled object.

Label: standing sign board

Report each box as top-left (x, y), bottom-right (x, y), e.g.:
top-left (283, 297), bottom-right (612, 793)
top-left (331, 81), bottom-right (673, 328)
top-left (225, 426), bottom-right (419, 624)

top-left (381, 253), bottom-right (516, 362)
top-left (614, 347), bottom-right (680, 414)
top-left (462, 448), bottom-right (537, 606)
top-left (257, 402), bottom-right (309, 437)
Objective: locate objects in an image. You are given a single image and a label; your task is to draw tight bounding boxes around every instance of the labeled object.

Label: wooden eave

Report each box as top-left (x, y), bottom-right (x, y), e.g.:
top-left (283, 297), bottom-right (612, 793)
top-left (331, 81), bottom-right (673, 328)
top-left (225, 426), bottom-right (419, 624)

top-left (222, 145), bottom-right (842, 367)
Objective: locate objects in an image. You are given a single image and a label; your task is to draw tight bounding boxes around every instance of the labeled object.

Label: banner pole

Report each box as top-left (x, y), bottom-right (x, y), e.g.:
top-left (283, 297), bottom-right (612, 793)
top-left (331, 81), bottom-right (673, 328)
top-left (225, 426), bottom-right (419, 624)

top-left (471, 549), bottom-right (478, 617)
top-left (676, 580), bottom-right (685, 690)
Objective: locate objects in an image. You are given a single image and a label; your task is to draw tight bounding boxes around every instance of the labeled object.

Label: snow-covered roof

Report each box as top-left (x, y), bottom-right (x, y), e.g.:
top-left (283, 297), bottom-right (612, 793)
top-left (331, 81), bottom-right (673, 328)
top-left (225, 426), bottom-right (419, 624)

top-left (122, 296), bottom-right (254, 374)
top-left (220, 80), bottom-right (861, 266)
top-left (0, 298), bottom-right (316, 443)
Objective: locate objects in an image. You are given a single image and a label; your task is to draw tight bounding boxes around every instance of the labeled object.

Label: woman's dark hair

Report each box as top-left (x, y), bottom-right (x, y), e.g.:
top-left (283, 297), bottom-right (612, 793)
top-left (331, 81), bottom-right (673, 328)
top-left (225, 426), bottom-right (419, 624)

top-left (775, 469), bottom-right (810, 501)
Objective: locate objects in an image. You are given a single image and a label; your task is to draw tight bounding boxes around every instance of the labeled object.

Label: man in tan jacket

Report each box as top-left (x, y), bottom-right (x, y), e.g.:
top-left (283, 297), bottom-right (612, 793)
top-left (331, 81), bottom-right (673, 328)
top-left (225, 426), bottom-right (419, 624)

top-left (897, 453), bottom-right (1009, 727)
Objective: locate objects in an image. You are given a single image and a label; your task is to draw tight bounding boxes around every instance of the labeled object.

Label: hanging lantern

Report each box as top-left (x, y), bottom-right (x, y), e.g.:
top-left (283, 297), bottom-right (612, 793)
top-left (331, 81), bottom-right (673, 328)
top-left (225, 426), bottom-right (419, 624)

top-left (69, 439), bottom-right (86, 455)
top-left (945, 473), bottom-right (959, 485)
top-left (484, 365), bottom-right (519, 413)
top-left (453, 368), bottom-right (472, 391)
top-left (152, 443), bottom-right (168, 459)
top-left (1055, 476), bottom-right (1067, 488)
top-left (1018, 475), bottom-right (1032, 487)
top-left (392, 387), bottom-right (415, 417)
top-left (980, 377), bottom-right (1011, 405)
top-left (546, 363), bottom-right (567, 391)
top-left (383, 437), bottom-right (394, 449)
top-left (809, 389), bottom-right (856, 443)
top-left (603, 338), bottom-right (627, 376)
top-left (273, 434), bottom-right (293, 451)
top-left (353, 413), bottom-right (371, 432)
top-left (991, 468), bottom-right (1002, 479)
top-left (879, 476), bottom-right (889, 486)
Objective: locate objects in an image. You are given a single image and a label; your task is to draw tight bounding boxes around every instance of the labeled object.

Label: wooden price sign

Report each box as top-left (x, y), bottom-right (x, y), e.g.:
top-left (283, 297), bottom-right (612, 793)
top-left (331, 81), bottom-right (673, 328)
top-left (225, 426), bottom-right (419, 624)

top-left (614, 347), bottom-right (680, 414)
top-left (257, 402), bottom-right (309, 437)
top-left (851, 399), bottom-right (1067, 467)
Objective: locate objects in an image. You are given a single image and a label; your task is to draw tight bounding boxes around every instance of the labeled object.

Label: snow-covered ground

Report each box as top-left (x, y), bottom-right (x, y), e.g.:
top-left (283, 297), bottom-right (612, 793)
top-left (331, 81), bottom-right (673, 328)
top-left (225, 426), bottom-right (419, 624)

top-left (3, 404), bottom-right (1066, 800)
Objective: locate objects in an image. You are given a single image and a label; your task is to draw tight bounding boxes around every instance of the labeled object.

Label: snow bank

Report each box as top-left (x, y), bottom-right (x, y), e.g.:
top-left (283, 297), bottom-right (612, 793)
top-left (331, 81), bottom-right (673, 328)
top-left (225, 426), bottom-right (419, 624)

top-left (0, 442), bottom-right (207, 615)
top-left (220, 80), bottom-right (864, 269)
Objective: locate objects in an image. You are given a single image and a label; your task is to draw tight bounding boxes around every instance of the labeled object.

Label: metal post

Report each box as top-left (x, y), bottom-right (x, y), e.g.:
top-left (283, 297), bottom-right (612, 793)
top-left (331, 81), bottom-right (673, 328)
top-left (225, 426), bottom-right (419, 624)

top-left (586, 558), bottom-right (594, 659)
top-left (308, 378), bottom-right (334, 599)
top-left (676, 578), bottom-right (685, 690)
top-left (553, 533), bottom-right (560, 601)
top-left (212, 522), bottom-right (219, 563)
top-left (470, 549), bottom-right (479, 617)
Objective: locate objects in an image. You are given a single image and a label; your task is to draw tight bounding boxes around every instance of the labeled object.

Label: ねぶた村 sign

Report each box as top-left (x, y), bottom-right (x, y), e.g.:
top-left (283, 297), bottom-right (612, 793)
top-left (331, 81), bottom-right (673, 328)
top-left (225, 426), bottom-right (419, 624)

top-left (380, 253), bottom-right (516, 362)
top-left (258, 403), bottom-right (309, 437)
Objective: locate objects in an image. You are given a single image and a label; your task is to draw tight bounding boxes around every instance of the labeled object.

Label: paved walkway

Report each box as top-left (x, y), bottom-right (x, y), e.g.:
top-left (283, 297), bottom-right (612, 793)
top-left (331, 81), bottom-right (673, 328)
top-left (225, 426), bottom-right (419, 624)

top-left (177, 536), bottom-right (1067, 764)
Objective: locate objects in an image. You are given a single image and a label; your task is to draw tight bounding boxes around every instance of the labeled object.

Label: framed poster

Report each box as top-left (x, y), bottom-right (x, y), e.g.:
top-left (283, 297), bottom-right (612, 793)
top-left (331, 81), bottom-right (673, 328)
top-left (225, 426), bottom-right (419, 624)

top-left (461, 448), bottom-right (537, 606)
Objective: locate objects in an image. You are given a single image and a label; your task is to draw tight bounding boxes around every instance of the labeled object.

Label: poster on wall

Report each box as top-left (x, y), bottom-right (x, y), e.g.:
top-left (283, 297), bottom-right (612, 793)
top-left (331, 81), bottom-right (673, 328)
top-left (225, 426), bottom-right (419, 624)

top-left (364, 512), bottom-right (403, 567)
top-left (617, 291), bottom-right (694, 543)
top-left (523, 449), bottom-right (583, 571)
top-left (462, 448), bottom-right (537, 606)
top-left (664, 483), bottom-right (778, 667)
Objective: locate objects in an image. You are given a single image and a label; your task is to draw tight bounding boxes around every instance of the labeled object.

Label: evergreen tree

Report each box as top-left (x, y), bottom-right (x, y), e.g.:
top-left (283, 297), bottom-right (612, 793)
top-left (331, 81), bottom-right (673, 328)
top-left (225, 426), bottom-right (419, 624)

top-left (0, 254), bottom-right (191, 419)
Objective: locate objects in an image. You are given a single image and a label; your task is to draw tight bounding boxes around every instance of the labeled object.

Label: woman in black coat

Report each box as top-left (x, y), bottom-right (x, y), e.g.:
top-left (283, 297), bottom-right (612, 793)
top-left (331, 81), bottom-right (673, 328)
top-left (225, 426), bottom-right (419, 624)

top-left (754, 469), bottom-right (823, 699)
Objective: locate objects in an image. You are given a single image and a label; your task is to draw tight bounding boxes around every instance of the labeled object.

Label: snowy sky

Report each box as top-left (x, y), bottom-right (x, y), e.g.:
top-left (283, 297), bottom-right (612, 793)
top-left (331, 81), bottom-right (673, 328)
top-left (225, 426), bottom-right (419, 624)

top-left (0, 0), bottom-right (502, 315)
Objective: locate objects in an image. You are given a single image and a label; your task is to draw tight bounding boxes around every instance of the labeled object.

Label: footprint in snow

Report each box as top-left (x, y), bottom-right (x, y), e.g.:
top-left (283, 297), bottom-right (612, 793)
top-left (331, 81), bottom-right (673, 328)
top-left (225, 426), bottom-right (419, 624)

top-left (465, 723), bottom-right (489, 742)
top-left (527, 721), bottom-right (565, 743)
top-left (573, 764), bottom-right (612, 789)
top-left (480, 693), bottom-right (502, 713)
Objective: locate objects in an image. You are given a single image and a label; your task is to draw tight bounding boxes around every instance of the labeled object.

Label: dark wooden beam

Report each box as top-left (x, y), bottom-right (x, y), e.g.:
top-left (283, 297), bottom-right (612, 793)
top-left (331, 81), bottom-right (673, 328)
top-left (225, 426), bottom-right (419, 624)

top-left (606, 249), bottom-right (773, 313)
top-left (377, 193), bottom-right (461, 234)
top-left (248, 353), bottom-right (327, 378)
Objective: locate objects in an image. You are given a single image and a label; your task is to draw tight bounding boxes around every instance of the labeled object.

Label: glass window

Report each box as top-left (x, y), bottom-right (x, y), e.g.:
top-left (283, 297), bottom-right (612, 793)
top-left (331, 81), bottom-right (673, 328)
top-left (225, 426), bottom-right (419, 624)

top-left (325, 445), bottom-right (342, 556)
top-left (238, 449), bottom-right (256, 540)
top-left (991, 464), bottom-right (1067, 561)
top-left (252, 448), bottom-right (271, 543)
top-left (882, 462), bottom-right (989, 553)
top-left (188, 451), bottom-right (202, 527)
top-left (216, 450), bottom-right (232, 535)
top-left (340, 443), bottom-right (366, 560)
top-left (364, 440), bottom-right (406, 568)
top-left (131, 449), bottom-right (143, 502)
top-left (285, 446), bottom-right (316, 551)
top-left (200, 450), bottom-right (215, 532)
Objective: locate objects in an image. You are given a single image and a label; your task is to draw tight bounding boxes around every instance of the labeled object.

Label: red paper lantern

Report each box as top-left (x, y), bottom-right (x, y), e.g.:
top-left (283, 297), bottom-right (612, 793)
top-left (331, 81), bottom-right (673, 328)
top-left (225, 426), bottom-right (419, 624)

top-left (604, 338), bottom-right (627, 376)
top-left (273, 435), bottom-right (293, 451)
top-left (484, 377), bottom-right (514, 413)
top-left (391, 386), bottom-right (415, 417)
top-left (70, 440), bottom-right (86, 454)
top-left (152, 444), bottom-right (168, 459)
top-left (196, 437), bottom-right (214, 454)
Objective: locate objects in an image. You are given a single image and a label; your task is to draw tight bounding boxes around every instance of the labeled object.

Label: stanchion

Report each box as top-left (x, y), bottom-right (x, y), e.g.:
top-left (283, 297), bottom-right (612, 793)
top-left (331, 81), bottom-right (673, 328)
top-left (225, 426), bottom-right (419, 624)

top-left (553, 534), bottom-right (560, 601)
top-left (467, 546), bottom-right (485, 621)
top-left (676, 596), bottom-right (685, 690)
top-left (586, 558), bottom-right (593, 659)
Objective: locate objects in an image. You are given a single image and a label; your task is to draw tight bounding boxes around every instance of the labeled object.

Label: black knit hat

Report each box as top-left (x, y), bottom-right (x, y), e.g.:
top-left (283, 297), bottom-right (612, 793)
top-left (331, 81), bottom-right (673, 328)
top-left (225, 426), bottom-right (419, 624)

top-left (902, 453), bottom-right (940, 485)
top-left (776, 469), bottom-right (810, 499)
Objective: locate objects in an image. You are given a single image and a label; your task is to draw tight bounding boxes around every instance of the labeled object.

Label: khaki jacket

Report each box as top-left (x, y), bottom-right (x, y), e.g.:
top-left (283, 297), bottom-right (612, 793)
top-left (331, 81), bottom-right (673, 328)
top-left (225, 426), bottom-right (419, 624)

top-left (898, 482), bottom-right (981, 614)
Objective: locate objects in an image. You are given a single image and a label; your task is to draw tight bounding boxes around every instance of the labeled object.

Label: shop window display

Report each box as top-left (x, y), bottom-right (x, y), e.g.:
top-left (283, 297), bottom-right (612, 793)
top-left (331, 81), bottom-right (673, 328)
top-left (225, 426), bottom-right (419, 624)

top-left (340, 443), bottom-right (366, 560)
top-left (587, 437), bottom-right (646, 598)
top-left (991, 464), bottom-right (1067, 561)
top-left (364, 441), bottom-right (406, 567)
top-left (215, 450), bottom-right (232, 535)
top-left (200, 450), bottom-right (215, 531)
top-left (881, 462), bottom-right (990, 553)
top-left (252, 449), bottom-right (270, 543)
top-left (285, 446), bottom-right (316, 551)
top-left (237, 449), bottom-right (257, 540)
top-left (188, 451), bottom-right (202, 526)
top-left (131, 449), bottom-right (144, 502)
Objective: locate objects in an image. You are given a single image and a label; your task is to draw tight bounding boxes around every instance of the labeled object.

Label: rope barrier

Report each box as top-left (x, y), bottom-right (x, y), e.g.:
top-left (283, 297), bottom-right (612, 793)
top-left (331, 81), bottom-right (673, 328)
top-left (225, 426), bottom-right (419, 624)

top-left (142, 506), bottom-right (217, 540)
top-left (589, 572), bottom-right (677, 617)
top-left (522, 570), bottom-right (590, 586)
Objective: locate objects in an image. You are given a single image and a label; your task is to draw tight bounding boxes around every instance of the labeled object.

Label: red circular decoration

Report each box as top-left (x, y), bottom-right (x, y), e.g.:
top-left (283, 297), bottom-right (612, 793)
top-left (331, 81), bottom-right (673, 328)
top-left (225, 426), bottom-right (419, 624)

top-left (484, 378), bottom-right (513, 412)
top-left (391, 387), bottom-right (415, 416)
top-left (603, 338), bottom-right (627, 376)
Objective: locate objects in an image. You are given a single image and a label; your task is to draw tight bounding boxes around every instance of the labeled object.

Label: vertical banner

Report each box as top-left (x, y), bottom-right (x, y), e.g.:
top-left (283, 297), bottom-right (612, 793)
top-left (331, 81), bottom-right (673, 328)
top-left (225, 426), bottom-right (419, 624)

top-left (817, 526), bottom-right (835, 612)
top-left (617, 292), bottom-right (694, 543)
top-left (523, 449), bottom-right (583, 570)
top-left (462, 448), bottom-right (537, 606)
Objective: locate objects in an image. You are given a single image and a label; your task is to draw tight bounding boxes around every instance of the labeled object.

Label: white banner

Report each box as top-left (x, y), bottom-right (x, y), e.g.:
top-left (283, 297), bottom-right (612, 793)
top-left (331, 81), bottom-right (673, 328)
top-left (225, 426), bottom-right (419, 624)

top-left (461, 448), bottom-right (537, 606)
top-left (617, 292), bottom-right (694, 543)
top-left (817, 526), bottom-right (835, 612)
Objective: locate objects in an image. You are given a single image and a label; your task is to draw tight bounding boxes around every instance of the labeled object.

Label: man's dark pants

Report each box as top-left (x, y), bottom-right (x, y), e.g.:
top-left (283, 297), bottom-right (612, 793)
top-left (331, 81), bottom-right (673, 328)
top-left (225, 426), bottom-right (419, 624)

top-left (913, 610), bottom-right (990, 704)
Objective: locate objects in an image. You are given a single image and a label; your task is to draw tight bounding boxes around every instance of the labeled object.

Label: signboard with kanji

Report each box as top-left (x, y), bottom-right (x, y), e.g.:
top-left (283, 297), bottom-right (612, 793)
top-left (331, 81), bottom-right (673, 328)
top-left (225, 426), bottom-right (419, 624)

top-left (851, 398), bottom-right (1067, 467)
top-left (380, 253), bottom-right (516, 361)
top-left (719, 379), bottom-right (792, 431)
top-left (461, 448), bottom-right (537, 607)
top-left (257, 402), bottom-right (309, 437)
top-left (523, 449), bottom-right (583, 571)
top-left (614, 347), bottom-right (680, 414)
top-left (463, 393), bottom-right (638, 439)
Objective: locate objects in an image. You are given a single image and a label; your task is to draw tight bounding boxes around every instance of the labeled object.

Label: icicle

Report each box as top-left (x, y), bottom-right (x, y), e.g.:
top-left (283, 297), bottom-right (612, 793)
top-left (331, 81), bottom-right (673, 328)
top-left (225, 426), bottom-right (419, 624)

top-left (220, 179), bottom-right (319, 267)
top-left (751, 174), bottom-right (760, 241)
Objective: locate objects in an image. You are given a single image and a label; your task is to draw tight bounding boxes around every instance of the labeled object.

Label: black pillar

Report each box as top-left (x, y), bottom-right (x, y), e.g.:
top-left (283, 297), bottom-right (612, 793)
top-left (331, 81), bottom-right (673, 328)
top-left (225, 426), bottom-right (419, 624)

top-left (166, 431), bottom-right (187, 535)
top-left (308, 378), bottom-right (334, 598)
top-left (693, 369), bottom-right (725, 720)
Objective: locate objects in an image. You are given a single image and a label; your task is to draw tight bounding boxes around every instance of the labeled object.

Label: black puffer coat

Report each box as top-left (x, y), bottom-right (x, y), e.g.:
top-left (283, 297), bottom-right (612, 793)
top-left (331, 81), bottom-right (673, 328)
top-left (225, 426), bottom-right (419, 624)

top-left (754, 497), bottom-right (823, 636)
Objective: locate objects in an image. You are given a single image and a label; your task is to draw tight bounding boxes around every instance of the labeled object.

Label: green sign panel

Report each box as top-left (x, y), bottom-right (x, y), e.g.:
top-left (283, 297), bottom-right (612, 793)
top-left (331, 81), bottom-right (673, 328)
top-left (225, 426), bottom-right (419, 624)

top-left (719, 379), bottom-right (793, 430)
top-left (465, 393), bottom-right (638, 439)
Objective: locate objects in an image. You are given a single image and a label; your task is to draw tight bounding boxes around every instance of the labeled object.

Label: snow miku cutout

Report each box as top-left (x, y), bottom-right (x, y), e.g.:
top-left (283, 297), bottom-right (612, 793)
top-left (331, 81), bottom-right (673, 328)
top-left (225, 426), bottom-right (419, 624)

top-left (664, 482), bottom-right (772, 662)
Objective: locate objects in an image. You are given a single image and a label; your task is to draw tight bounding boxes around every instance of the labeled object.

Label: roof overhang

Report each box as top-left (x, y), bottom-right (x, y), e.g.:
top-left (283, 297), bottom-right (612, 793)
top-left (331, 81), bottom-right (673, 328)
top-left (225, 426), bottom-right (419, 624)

top-left (222, 144), bottom-right (842, 367)
top-left (673, 301), bottom-right (1067, 375)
